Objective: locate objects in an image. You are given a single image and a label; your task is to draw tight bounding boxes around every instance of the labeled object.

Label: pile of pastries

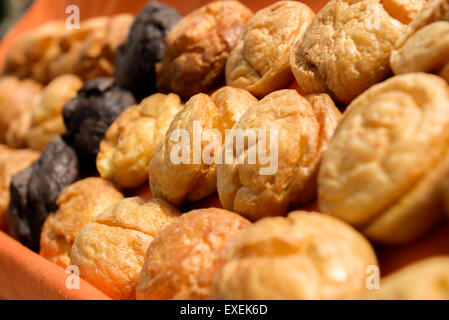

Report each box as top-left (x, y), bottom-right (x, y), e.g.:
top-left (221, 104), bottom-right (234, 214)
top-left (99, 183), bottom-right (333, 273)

top-left (1, 0), bottom-right (449, 300)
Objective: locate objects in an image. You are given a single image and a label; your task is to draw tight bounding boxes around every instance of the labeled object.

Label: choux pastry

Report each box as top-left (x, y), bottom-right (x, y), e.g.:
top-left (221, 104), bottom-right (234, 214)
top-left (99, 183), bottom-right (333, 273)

top-left (0, 148), bottom-right (39, 231)
top-left (217, 90), bottom-right (340, 220)
top-left (212, 211), bottom-right (378, 300)
top-left (226, 1), bottom-right (314, 98)
top-left (291, 0), bottom-right (425, 104)
top-left (150, 86), bottom-right (257, 206)
top-left (137, 208), bottom-right (251, 300)
top-left (0, 76), bottom-right (42, 145)
top-left (319, 73), bottom-right (449, 244)
top-left (26, 74), bottom-right (83, 150)
top-left (97, 93), bottom-right (183, 189)
top-left (156, 1), bottom-right (252, 98)
top-left (390, 0), bottom-right (449, 81)
top-left (40, 178), bottom-right (123, 268)
top-left (70, 197), bottom-right (180, 300)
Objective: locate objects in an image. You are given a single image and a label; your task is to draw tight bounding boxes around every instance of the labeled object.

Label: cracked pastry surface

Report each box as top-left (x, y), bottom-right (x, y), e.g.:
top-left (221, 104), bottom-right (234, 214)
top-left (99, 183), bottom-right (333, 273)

top-left (364, 257), bottom-right (449, 299)
top-left (97, 93), bottom-right (183, 189)
top-left (226, 1), bottom-right (314, 98)
top-left (390, 0), bottom-right (449, 80)
top-left (115, 2), bottom-right (182, 100)
top-left (0, 77), bottom-right (42, 146)
top-left (318, 73), bottom-right (449, 244)
top-left (70, 197), bottom-right (180, 300)
top-left (0, 148), bottom-right (39, 231)
top-left (26, 74), bottom-right (83, 150)
top-left (137, 208), bottom-right (251, 300)
top-left (211, 211), bottom-right (377, 300)
top-left (40, 177), bottom-right (123, 269)
top-left (291, 0), bottom-right (424, 104)
top-left (217, 90), bottom-right (341, 221)
top-left (156, 0), bottom-right (252, 98)
top-left (149, 86), bottom-right (257, 206)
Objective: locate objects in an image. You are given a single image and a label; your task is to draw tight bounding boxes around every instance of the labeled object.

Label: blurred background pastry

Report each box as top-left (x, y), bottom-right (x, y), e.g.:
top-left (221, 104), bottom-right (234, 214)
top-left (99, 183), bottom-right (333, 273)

top-left (0, 76), bottom-right (42, 146)
top-left (0, 147), bottom-right (39, 231)
top-left (390, 0), bottom-right (449, 82)
top-left (26, 74), bottom-right (82, 150)
top-left (2, 20), bottom-right (67, 84)
top-left (3, 13), bottom-right (133, 84)
top-left (69, 14), bottom-right (133, 81)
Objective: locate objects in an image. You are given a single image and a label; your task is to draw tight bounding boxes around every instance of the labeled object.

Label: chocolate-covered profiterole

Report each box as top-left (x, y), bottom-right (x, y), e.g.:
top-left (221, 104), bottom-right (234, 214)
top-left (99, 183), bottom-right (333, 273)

top-left (115, 2), bottom-right (182, 100)
top-left (8, 138), bottom-right (80, 251)
top-left (63, 77), bottom-right (136, 169)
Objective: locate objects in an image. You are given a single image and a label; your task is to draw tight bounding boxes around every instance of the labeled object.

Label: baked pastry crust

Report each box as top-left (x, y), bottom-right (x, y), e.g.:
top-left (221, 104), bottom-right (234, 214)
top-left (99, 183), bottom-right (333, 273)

top-left (97, 93), bottom-right (183, 189)
top-left (6, 110), bottom-right (32, 149)
top-left (3, 15), bottom-right (132, 84)
top-left (70, 197), bottom-right (180, 300)
top-left (217, 90), bottom-right (340, 220)
top-left (3, 21), bottom-right (68, 84)
top-left (46, 17), bottom-right (109, 80)
top-left (211, 211), bottom-right (377, 300)
top-left (0, 148), bottom-right (39, 231)
top-left (150, 86), bottom-right (257, 206)
top-left (226, 1), bottom-right (314, 98)
top-left (319, 73), bottom-right (449, 244)
top-left (156, 1), bottom-right (252, 98)
top-left (70, 14), bottom-right (133, 81)
top-left (291, 0), bottom-right (423, 104)
top-left (0, 77), bottom-right (42, 145)
top-left (136, 208), bottom-right (251, 300)
top-left (40, 177), bottom-right (123, 268)
top-left (26, 74), bottom-right (83, 150)
top-left (364, 257), bottom-right (449, 299)
top-left (390, 0), bottom-right (449, 78)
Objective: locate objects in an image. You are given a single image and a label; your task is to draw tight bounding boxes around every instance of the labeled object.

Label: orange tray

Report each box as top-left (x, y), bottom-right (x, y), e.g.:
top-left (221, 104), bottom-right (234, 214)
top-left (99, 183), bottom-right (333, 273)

top-left (1, 0), bottom-right (449, 300)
